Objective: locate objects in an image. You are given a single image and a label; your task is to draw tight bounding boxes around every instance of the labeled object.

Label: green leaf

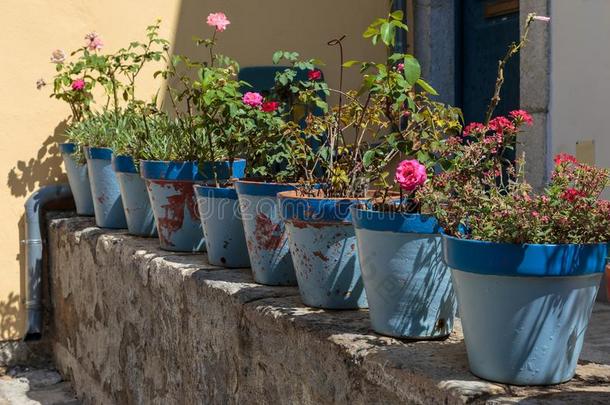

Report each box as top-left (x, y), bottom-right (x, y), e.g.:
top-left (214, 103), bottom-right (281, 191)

top-left (416, 78), bottom-right (438, 95)
top-left (390, 10), bottom-right (404, 21)
top-left (342, 60), bottom-right (359, 68)
top-left (403, 55), bottom-right (421, 85)
top-left (272, 51), bottom-right (283, 64)
top-left (380, 22), bottom-right (394, 47)
top-left (363, 26), bottom-right (378, 38)
top-left (363, 150), bottom-right (376, 167)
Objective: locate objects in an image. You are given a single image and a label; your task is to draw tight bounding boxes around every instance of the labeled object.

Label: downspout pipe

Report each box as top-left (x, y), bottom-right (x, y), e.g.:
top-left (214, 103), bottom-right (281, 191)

top-left (24, 184), bottom-right (72, 340)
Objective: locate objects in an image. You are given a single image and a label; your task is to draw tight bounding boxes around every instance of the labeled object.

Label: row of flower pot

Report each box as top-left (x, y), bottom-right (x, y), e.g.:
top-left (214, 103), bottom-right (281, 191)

top-left (60, 144), bottom-right (605, 386)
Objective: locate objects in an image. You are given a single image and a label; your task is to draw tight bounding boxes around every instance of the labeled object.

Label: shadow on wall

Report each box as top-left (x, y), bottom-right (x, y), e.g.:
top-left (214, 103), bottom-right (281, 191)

top-left (0, 292), bottom-right (21, 340)
top-left (7, 120), bottom-right (68, 198)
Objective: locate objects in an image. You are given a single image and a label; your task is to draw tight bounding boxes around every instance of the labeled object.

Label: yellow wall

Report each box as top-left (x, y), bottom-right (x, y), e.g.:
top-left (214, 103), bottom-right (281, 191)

top-left (0, 0), bottom-right (387, 340)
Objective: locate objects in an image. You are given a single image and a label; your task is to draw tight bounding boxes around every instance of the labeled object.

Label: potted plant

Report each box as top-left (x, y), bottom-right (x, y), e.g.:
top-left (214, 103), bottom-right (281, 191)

top-left (422, 14), bottom-right (605, 385)
top-left (41, 41), bottom-right (96, 215)
top-left (235, 51), bottom-right (329, 284)
top-left (276, 10), bottom-right (432, 309)
top-left (351, 93), bottom-right (462, 338)
top-left (144, 12), bottom-right (245, 252)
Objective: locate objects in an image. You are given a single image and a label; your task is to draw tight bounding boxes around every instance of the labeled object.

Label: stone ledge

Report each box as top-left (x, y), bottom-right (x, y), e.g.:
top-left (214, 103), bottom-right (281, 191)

top-left (47, 216), bottom-right (610, 404)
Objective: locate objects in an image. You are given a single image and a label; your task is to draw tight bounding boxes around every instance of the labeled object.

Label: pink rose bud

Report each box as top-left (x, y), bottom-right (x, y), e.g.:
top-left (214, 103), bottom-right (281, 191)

top-left (71, 78), bottom-right (85, 91)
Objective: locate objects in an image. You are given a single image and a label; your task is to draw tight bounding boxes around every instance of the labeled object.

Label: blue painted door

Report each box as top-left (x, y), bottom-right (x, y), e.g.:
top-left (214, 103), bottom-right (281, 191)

top-left (461, 0), bottom-right (520, 124)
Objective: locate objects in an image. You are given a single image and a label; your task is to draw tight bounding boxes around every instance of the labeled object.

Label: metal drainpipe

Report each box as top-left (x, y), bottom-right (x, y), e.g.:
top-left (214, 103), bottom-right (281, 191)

top-left (23, 184), bottom-right (72, 340)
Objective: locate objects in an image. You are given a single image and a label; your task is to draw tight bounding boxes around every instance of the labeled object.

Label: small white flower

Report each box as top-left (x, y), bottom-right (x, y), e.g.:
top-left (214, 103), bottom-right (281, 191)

top-left (50, 49), bottom-right (66, 63)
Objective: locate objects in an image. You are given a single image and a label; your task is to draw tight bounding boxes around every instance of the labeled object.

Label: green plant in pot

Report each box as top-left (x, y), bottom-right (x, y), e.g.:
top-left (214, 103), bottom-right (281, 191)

top-left (419, 13), bottom-right (606, 385)
top-left (276, 8), bottom-right (445, 309)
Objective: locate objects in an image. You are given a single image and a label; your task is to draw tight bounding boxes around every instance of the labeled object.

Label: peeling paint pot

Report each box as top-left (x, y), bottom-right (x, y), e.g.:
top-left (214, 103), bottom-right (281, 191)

top-left (235, 181), bottom-right (297, 285)
top-left (112, 155), bottom-right (156, 237)
top-left (278, 191), bottom-right (368, 309)
top-left (59, 143), bottom-right (94, 216)
top-left (84, 147), bottom-right (127, 228)
top-left (140, 160), bottom-right (205, 252)
top-left (443, 235), bottom-right (606, 385)
top-left (194, 185), bottom-right (250, 268)
top-left (352, 207), bottom-right (456, 339)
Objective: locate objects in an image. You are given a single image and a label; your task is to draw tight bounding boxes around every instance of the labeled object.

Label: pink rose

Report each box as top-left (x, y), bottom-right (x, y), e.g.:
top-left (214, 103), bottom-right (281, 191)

top-left (71, 78), bottom-right (85, 91)
top-left (395, 159), bottom-right (427, 192)
top-left (242, 92), bottom-right (263, 107)
top-left (206, 12), bottom-right (230, 32)
top-left (84, 32), bottom-right (103, 51)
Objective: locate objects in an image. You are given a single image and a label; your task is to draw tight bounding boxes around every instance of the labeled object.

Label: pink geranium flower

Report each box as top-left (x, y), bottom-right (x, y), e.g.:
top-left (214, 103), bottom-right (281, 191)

top-left (509, 109), bottom-right (533, 126)
top-left (488, 116), bottom-right (515, 135)
top-left (395, 159), bottom-right (427, 192)
top-left (242, 92), bottom-right (263, 107)
top-left (308, 69), bottom-right (322, 81)
top-left (206, 12), bottom-right (230, 32)
top-left (84, 32), bottom-right (103, 51)
top-left (463, 122), bottom-right (486, 137)
top-left (71, 78), bottom-right (85, 91)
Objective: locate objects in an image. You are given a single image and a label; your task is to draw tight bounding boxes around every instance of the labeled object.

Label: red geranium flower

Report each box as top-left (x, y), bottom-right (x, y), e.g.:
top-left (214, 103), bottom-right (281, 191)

top-left (553, 153), bottom-right (578, 166)
top-left (308, 69), bottom-right (322, 81)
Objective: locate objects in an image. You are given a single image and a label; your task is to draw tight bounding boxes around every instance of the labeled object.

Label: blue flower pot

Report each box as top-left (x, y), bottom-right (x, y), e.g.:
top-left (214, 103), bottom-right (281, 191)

top-left (194, 185), bottom-right (250, 268)
top-left (84, 147), bottom-right (126, 228)
top-left (140, 159), bottom-right (246, 252)
top-left (352, 207), bottom-right (456, 339)
top-left (59, 143), bottom-right (94, 216)
top-left (235, 181), bottom-right (297, 285)
top-left (112, 155), bottom-right (156, 237)
top-left (278, 191), bottom-right (368, 309)
top-left (443, 235), bottom-right (606, 385)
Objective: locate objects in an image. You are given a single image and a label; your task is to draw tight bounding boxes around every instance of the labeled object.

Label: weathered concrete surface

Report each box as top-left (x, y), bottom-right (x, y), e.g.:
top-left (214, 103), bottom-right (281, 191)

top-left (47, 217), bottom-right (610, 404)
top-left (0, 366), bottom-right (79, 405)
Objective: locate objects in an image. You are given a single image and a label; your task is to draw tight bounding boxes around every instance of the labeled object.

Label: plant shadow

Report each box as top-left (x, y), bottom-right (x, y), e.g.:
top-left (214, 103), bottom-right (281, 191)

top-left (7, 120), bottom-right (68, 198)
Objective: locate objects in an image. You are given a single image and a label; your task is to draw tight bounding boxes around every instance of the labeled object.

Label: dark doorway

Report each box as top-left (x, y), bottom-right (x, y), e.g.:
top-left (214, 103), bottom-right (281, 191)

top-left (459, 0), bottom-right (520, 124)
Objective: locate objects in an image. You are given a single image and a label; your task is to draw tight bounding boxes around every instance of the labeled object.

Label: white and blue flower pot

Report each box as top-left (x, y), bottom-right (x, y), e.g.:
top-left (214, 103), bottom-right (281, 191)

top-left (443, 235), bottom-right (606, 385)
top-left (84, 147), bottom-right (127, 228)
top-left (59, 143), bottom-right (94, 216)
top-left (194, 185), bottom-right (250, 268)
top-left (140, 159), bottom-right (246, 252)
top-left (352, 207), bottom-right (456, 339)
top-left (112, 155), bottom-right (156, 237)
top-left (278, 191), bottom-right (368, 309)
top-left (235, 181), bottom-right (297, 285)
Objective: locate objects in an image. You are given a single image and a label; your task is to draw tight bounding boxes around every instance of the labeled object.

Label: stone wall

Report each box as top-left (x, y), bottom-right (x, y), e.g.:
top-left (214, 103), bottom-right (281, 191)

top-left (47, 216), bottom-right (610, 404)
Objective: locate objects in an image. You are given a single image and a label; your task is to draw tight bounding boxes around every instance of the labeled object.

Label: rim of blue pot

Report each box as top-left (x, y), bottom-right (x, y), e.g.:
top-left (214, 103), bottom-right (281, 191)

top-left (442, 234), bottom-right (607, 277)
top-left (112, 155), bottom-right (138, 174)
top-left (59, 142), bottom-right (77, 154)
top-left (351, 206), bottom-right (440, 234)
top-left (140, 160), bottom-right (203, 181)
top-left (84, 146), bottom-right (113, 161)
top-left (140, 159), bottom-right (247, 181)
top-left (193, 184), bottom-right (238, 199)
top-left (234, 179), bottom-right (296, 196)
top-left (277, 190), bottom-right (368, 223)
